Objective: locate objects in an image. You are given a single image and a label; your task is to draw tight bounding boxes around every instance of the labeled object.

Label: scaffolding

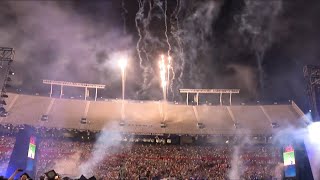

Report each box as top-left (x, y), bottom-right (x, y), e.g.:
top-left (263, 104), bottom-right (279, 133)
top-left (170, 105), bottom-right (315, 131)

top-left (0, 47), bottom-right (15, 113)
top-left (304, 65), bottom-right (320, 121)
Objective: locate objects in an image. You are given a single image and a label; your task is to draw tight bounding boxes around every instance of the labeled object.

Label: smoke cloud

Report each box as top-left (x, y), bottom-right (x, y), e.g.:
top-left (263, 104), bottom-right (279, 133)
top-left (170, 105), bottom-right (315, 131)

top-left (0, 1), bottom-right (134, 96)
top-left (79, 124), bottom-right (124, 177)
top-left (1, 0), bottom-right (319, 104)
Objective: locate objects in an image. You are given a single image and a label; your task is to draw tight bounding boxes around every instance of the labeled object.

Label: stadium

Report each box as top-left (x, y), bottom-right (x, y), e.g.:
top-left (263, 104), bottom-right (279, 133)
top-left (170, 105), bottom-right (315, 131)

top-left (1, 0), bottom-right (320, 180)
top-left (0, 88), bottom-right (317, 179)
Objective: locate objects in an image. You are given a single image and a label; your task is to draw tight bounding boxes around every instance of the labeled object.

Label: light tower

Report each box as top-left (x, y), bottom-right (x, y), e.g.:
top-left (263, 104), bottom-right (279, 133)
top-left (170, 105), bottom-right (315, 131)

top-left (0, 47), bottom-right (15, 117)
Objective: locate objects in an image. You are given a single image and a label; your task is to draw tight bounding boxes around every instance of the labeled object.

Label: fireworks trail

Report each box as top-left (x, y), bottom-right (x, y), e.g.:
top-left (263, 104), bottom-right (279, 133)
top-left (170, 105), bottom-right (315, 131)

top-left (239, 0), bottom-right (282, 97)
top-left (159, 55), bottom-right (167, 101)
top-left (163, 0), bottom-right (172, 57)
top-left (170, 0), bottom-right (183, 100)
top-left (135, 0), bottom-right (144, 67)
top-left (121, 0), bottom-right (128, 34)
top-left (155, 0), bottom-right (173, 100)
top-left (135, 0), bottom-right (147, 94)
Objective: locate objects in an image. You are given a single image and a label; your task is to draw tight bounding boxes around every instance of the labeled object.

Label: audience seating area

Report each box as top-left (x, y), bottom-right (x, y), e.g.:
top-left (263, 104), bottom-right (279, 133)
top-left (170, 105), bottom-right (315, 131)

top-left (36, 138), bottom-right (281, 180)
top-left (0, 136), bottom-right (15, 176)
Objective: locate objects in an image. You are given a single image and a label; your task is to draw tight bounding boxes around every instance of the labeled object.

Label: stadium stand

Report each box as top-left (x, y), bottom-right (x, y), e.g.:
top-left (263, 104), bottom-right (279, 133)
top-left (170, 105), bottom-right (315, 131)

top-left (0, 93), bottom-right (306, 135)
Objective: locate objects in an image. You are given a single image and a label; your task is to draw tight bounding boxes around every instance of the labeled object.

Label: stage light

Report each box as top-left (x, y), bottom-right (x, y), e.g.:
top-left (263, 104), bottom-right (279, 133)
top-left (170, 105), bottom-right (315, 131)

top-left (307, 122), bottom-right (320, 144)
top-left (6, 77), bottom-right (12, 82)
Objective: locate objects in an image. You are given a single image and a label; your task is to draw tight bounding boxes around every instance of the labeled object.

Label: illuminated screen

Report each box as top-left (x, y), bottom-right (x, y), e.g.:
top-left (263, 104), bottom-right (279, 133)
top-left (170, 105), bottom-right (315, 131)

top-left (27, 136), bottom-right (36, 159)
top-left (283, 152), bottom-right (295, 166)
top-left (283, 145), bottom-right (296, 177)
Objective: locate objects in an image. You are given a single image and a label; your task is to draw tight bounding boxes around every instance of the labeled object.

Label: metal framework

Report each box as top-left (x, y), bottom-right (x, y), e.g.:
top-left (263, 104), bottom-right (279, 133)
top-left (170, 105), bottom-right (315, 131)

top-left (0, 48), bottom-right (15, 112)
top-left (0, 47), bottom-right (15, 63)
top-left (304, 65), bottom-right (320, 120)
top-left (179, 89), bottom-right (240, 106)
top-left (43, 80), bottom-right (105, 101)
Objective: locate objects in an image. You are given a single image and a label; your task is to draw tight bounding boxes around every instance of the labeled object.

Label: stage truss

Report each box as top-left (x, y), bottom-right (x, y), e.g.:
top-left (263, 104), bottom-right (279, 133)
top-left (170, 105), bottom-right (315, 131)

top-left (304, 65), bottom-right (320, 120)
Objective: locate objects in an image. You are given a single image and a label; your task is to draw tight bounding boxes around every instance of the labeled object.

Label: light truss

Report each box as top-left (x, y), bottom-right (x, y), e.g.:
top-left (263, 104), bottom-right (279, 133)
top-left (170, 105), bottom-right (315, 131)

top-left (0, 47), bottom-right (15, 63)
top-left (304, 65), bottom-right (320, 120)
top-left (0, 47), bottom-right (15, 114)
top-left (179, 89), bottom-right (240, 106)
top-left (43, 80), bottom-right (105, 101)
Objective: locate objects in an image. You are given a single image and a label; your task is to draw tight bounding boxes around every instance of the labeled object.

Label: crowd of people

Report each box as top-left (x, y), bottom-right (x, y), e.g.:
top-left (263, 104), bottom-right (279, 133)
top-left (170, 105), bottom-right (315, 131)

top-left (0, 136), bottom-right (16, 176)
top-left (35, 138), bottom-right (282, 180)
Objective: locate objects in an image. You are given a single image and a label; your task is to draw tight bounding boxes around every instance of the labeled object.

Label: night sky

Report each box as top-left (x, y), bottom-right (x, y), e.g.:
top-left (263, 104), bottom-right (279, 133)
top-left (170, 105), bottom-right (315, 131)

top-left (1, 0), bottom-right (320, 110)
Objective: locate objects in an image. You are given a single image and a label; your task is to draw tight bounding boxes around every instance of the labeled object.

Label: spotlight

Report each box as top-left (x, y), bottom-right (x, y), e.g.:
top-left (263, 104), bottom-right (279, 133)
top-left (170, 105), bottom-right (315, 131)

top-left (6, 77), bottom-right (12, 82)
top-left (8, 70), bottom-right (14, 75)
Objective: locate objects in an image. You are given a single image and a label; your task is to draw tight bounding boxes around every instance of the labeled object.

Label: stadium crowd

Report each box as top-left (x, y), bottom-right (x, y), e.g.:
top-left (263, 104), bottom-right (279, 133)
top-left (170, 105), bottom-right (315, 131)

top-left (35, 138), bottom-right (281, 180)
top-left (0, 136), bottom-right (15, 176)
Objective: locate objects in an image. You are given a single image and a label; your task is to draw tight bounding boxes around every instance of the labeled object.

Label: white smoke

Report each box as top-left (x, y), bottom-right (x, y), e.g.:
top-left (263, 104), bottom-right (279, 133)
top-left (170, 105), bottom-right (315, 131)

top-left (227, 133), bottom-right (252, 179)
top-left (79, 124), bottom-right (124, 177)
top-left (53, 151), bottom-right (82, 177)
top-left (238, 0), bottom-right (282, 94)
top-left (228, 146), bottom-right (242, 180)
top-left (179, 0), bottom-right (223, 89)
top-left (0, 1), bottom-right (133, 90)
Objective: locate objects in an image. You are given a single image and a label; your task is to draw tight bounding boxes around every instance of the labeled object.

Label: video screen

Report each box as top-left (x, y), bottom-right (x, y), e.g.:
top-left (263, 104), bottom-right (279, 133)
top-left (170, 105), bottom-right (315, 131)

top-left (27, 136), bottom-right (36, 159)
top-left (283, 145), bottom-right (296, 177)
